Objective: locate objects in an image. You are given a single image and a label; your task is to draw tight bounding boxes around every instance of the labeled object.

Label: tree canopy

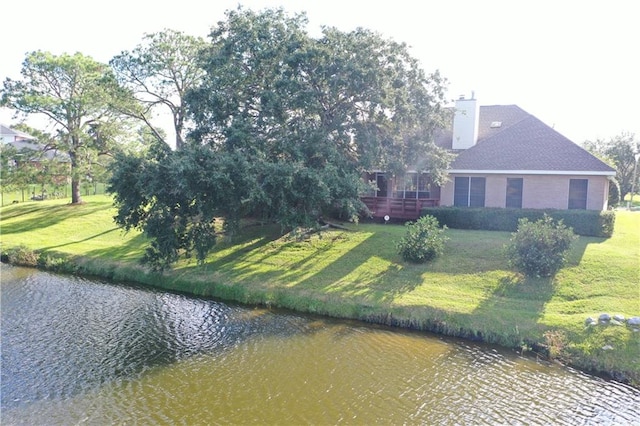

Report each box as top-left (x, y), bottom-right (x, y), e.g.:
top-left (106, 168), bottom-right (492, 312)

top-left (188, 8), bottom-right (450, 174)
top-left (110, 29), bottom-right (207, 150)
top-left (109, 6), bottom-right (452, 270)
top-left (583, 132), bottom-right (639, 200)
top-left (186, 7), bottom-right (451, 223)
top-left (1, 51), bottom-right (134, 204)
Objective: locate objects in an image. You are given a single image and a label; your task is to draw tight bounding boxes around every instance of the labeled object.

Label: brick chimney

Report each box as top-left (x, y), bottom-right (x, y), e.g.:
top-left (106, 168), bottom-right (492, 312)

top-left (452, 93), bottom-right (479, 149)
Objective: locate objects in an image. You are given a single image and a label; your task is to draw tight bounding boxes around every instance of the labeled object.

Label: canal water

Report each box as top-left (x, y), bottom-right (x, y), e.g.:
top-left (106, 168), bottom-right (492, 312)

top-left (1, 264), bottom-right (638, 425)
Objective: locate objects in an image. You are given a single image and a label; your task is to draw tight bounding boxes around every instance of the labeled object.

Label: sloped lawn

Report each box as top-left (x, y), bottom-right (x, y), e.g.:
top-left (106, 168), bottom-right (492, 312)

top-left (1, 195), bottom-right (638, 385)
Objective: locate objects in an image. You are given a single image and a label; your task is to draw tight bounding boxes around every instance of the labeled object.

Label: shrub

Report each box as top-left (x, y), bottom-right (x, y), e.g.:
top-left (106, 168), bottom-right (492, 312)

top-left (551, 209), bottom-right (615, 238)
top-left (421, 207), bottom-right (615, 238)
top-left (506, 215), bottom-right (577, 277)
top-left (4, 245), bottom-right (39, 267)
top-left (543, 330), bottom-right (569, 360)
top-left (396, 215), bottom-right (448, 263)
top-left (38, 253), bottom-right (74, 273)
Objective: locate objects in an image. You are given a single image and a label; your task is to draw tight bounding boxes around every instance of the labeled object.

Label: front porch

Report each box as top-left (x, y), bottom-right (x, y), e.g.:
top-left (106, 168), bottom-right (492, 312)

top-left (360, 196), bottom-right (439, 220)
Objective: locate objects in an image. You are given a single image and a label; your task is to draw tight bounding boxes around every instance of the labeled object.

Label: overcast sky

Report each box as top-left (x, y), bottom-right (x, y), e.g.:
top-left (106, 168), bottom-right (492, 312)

top-left (1, 0), bottom-right (638, 145)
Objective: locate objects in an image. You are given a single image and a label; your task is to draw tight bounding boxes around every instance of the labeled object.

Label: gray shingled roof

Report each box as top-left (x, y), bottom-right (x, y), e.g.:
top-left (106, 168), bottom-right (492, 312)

top-left (436, 105), bottom-right (615, 174)
top-left (0, 124), bottom-right (36, 142)
top-left (1, 124), bottom-right (68, 161)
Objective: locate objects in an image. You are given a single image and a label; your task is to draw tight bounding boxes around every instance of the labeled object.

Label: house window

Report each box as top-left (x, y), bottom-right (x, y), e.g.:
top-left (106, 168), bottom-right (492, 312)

top-left (506, 178), bottom-right (523, 208)
top-left (454, 177), bottom-right (485, 207)
top-left (417, 174), bottom-right (431, 199)
top-left (569, 179), bottom-right (588, 209)
top-left (393, 173), bottom-right (431, 199)
top-left (406, 173), bottom-right (418, 199)
top-left (376, 173), bottom-right (388, 197)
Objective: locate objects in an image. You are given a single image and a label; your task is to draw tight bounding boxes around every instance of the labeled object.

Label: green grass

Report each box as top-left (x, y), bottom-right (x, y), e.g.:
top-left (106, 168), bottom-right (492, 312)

top-left (623, 192), bottom-right (640, 211)
top-left (1, 195), bottom-right (639, 385)
top-left (0, 182), bottom-right (109, 206)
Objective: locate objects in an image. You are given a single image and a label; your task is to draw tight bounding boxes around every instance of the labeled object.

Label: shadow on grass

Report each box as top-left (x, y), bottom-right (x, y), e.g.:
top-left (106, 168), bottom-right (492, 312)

top-left (186, 224), bottom-right (284, 273)
top-left (465, 274), bottom-right (556, 343)
top-left (458, 234), bottom-right (601, 339)
top-left (168, 226), bottom-right (386, 294)
top-left (82, 233), bottom-right (152, 262)
top-left (82, 221), bottom-right (596, 336)
top-left (264, 228), bottom-right (426, 304)
top-left (1, 201), bottom-right (113, 235)
top-left (41, 227), bottom-right (122, 251)
top-left (566, 235), bottom-right (606, 266)
top-left (0, 203), bottom-right (51, 220)
top-left (199, 241), bottom-right (335, 290)
top-left (461, 235), bottom-right (602, 342)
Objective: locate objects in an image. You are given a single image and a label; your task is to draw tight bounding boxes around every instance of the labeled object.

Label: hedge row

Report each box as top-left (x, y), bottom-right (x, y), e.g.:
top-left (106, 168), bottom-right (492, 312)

top-left (420, 207), bottom-right (615, 238)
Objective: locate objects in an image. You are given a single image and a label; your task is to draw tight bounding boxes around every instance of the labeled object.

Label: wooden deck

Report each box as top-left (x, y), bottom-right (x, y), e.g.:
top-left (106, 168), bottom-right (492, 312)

top-left (360, 196), bottom-right (439, 220)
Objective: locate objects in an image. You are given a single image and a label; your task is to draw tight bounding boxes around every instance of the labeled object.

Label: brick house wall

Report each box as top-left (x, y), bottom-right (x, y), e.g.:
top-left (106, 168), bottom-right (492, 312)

top-left (440, 174), bottom-right (610, 211)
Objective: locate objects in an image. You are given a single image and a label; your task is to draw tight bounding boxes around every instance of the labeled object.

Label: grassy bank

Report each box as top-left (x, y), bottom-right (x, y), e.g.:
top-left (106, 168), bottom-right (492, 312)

top-left (1, 195), bottom-right (639, 385)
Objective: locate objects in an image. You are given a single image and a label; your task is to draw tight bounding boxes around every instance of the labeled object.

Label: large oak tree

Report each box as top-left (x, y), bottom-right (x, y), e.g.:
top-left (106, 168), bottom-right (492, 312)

top-left (109, 7), bottom-right (452, 269)
top-left (188, 7), bottom-right (451, 223)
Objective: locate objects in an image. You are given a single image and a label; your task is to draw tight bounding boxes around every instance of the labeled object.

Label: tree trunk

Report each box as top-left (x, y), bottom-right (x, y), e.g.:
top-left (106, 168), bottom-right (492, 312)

top-left (71, 176), bottom-right (83, 204)
top-left (69, 150), bottom-right (83, 204)
top-left (175, 133), bottom-right (184, 151)
top-left (175, 110), bottom-right (184, 150)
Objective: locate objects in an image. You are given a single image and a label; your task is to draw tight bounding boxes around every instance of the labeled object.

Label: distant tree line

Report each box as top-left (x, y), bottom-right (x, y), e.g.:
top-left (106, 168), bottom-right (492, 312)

top-left (582, 132), bottom-right (639, 205)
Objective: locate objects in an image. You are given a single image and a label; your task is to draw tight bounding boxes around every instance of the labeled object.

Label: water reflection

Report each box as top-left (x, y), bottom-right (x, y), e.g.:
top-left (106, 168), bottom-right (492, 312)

top-left (1, 264), bottom-right (639, 425)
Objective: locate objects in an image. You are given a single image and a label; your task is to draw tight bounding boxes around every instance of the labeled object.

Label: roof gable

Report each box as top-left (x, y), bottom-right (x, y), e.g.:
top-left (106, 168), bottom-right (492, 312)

top-left (1, 124), bottom-right (36, 142)
top-left (1, 124), bottom-right (68, 161)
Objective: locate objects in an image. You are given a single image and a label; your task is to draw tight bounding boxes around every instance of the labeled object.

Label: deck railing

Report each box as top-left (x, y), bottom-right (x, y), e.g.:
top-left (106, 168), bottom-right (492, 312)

top-left (360, 196), bottom-right (439, 220)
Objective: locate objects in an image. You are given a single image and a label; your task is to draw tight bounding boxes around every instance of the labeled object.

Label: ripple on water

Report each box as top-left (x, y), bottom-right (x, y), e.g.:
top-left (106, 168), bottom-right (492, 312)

top-left (1, 264), bottom-right (639, 425)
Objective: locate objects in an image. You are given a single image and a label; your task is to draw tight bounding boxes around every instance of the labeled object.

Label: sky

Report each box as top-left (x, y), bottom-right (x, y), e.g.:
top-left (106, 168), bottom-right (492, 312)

top-left (1, 0), bottom-right (638, 145)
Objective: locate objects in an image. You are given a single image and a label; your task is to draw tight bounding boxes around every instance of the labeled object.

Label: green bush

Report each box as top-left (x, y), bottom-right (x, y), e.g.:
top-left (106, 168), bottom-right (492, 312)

top-left (396, 215), bottom-right (448, 263)
top-left (38, 253), bottom-right (75, 273)
top-left (420, 207), bottom-right (615, 238)
top-left (550, 209), bottom-right (615, 238)
top-left (506, 215), bottom-right (577, 277)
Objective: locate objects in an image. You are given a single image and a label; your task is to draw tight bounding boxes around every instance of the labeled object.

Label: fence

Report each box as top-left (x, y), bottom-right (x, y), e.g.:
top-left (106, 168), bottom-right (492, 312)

top-left (1, 182), bottom-right (109, 206)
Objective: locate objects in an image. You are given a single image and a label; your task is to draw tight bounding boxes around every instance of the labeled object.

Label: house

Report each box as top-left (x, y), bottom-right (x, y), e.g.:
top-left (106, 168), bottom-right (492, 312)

top-left (1, 123), bottom-right (70, 192)
top-left (1, 123), bottom-right (37, 145)
top-left (361, 95), bottom-right (616, 219)
top-left (1, 123), bottom-right (67, 162)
